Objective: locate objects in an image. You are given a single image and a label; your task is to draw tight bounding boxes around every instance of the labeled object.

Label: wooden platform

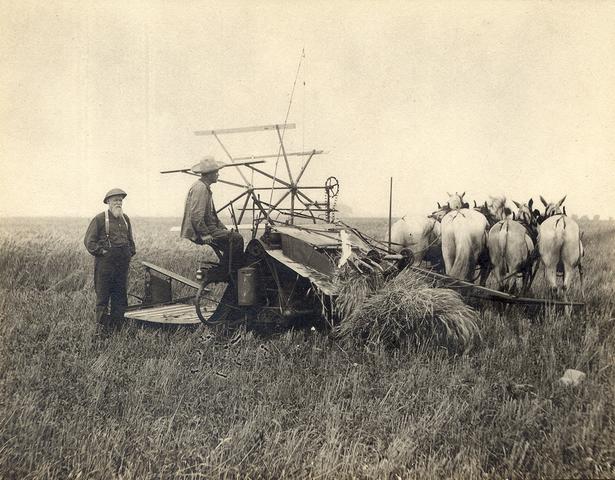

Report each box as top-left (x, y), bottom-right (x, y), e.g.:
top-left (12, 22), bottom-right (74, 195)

top-left (141, 261), bottom-right (201, 289)
top-left (124, 303), bottom-right (215, 325)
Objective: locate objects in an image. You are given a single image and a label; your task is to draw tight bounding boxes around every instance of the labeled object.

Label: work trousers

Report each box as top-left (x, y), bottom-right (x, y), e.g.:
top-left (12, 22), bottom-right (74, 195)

top-left (94, 246), bottom-right (131, 324)
top-left (209, 230), bottom-right (245, 272)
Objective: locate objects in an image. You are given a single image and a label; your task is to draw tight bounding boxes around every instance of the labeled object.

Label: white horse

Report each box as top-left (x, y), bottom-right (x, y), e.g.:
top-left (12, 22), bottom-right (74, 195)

top-left (537, 196), bottom-right (584, 298)
top-left (445, 192), bottom-right (467, 210)
top-left (390, 215), bottom-right (442, 268)
top-left (473, 195), bottom-right (510, 227)
top-left (487, 218), bottom-right (535, 294)
top-left (439, 207), bottom-right (489, 283)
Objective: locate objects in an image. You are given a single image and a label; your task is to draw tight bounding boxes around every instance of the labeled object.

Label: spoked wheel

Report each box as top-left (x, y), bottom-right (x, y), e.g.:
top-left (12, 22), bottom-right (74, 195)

top-left (195, 281), bottom-right (232, 325)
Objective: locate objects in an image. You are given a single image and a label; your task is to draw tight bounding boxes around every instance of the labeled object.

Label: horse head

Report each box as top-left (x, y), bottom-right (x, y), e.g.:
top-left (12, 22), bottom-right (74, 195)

top-left (446, 191), bottom-right (465, 210)
top-left (487, 195), bottom-right (508, 221)
top-left (540, 195), bottom-right (567, 218)
top-left (430, 202), bottom-right (452, 222)
top-left (513, 199), bottom-right (534, 225)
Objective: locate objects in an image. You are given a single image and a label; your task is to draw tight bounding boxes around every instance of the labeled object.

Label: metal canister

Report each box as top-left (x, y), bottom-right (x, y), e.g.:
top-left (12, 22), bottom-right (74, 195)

top-left (237, 267), bottom-right (257, 306)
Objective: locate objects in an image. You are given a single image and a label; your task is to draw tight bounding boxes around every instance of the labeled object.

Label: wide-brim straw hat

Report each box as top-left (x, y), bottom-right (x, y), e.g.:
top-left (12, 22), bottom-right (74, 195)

top-left (191, 156), bottom-right (228, 174)
top-left (103, 188), bottom-right (127, 204)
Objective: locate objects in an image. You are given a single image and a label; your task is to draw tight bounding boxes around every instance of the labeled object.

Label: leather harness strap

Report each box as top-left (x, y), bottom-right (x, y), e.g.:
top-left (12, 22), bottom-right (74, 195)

top-left (104, 209), bottom-right (129, 248)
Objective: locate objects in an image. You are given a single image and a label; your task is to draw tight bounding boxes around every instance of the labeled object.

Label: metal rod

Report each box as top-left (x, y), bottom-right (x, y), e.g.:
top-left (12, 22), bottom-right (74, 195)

top-left (194, 123), bottom-right (296, 136)
top-left (245, 166), bottom-right (292, 187)
top-left (161, 160), bottom-right (263, 176)
top-left (250, 185), bottom-right (328, 191)
top-left (267, 189), bottom-right (293, 217)
top-left (326, 187), bottom-right (330, 222)
top-left (229, 203), bottom-right (238, 230)
top-left (231, 207), bottom-right (332, 212)
top-left (237, 191), bottom-right (251, 225)
top-left (294, 189), bottom-right (318, 210)
top-left (212, 132), bottom-right (251, 186)
top-left (218, 179), bottom-right (248, 189)
top-left (220, 159), bottom-right (266, 168)
top-left (251, 192), bottom-right (269, 220)
top-left (231, 150), bottom-right (324, 161)
top-left (160, 168), bottom-right (191, 174)
top-left (215, 190), bottom-right (250, 214)
top-left (294, 195), bottom-right (318, 223)
top-left (388, 177), bottom-right (393, 252)
top-left (276, 124), bottom-right (294, 184)
top-left (295, 150), bottom-right (316, 184)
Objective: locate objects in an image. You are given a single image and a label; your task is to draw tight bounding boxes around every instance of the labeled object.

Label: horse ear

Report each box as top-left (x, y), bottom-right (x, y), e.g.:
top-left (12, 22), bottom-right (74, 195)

top-left (446, 192), bottom-right (451, 197)
top-left (484, 201), bottom-right (488, 208)
top-left (437, 202), bottom-right (441, 209)
top-left (540, 195), bottom-right (548, 206)
top-left (473, 200), bottom-right (477, 207)
top-left (558, 195), bottom-right (567, 207)
top-left (528, 198), bottom-right (533, 209)
top-left (461, 191), bottom-right (466, 198)
top-left (563, 206), bottom-right (567, 215)
top-left (513, 200), bottom-right (521, 208)
top-left (512, 212), bottom-right (516, 220)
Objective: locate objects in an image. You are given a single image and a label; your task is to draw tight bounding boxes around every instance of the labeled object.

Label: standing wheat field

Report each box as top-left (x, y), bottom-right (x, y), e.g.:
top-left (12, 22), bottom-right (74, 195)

top-left (1, 217), bottom-right (614, 479)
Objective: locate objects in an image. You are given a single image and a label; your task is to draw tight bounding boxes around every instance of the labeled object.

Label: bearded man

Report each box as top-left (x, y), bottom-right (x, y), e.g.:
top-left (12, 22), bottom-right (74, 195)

top-left (84, 188), bottom-right (136, 328)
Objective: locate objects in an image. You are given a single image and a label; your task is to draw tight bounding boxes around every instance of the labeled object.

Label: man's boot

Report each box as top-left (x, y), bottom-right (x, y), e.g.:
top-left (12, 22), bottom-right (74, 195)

top-left (95, 307), bottom-right (112, 335)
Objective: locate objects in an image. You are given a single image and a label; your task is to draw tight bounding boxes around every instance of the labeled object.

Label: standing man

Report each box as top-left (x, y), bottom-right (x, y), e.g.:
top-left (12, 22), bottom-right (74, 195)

top-left (84, 188), bottom-right (136, 329)
top-left (181, 156), bottom-right (244, 277)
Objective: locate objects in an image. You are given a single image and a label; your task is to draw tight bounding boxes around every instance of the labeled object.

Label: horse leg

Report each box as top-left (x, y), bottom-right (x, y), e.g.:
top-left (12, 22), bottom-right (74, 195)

top-left (479, 260), bottom-right (491, 287)
top-left (441, 235), bottom-right (455, 277)
top-left (521, 267), bottom-right (532, 295)
top-left (579, 263), bottom-right (585, 300)
top-left (527, 257), bottom-right (539, 290)
top-left (511, 273), bottom-right (523, 296)
top-left (562, 266), bottom-right (573, 316)
top-left (544, 262), bottom-right (559, 300)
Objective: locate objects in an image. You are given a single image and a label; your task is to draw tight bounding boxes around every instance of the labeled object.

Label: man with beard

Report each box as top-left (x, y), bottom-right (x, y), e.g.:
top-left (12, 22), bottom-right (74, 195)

top-left (181, 156), bottom-right (244, 279)
top-left (84, 188), bottom-right (136, 329)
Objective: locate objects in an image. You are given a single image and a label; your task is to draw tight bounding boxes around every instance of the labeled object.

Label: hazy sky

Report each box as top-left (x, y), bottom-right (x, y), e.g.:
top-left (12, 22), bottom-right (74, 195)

top-left (1, 1), bottom-right (614, 219)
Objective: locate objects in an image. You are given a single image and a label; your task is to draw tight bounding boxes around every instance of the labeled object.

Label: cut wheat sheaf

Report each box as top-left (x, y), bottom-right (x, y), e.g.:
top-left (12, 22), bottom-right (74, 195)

top-left (333, 268), bottom-right (481, 352)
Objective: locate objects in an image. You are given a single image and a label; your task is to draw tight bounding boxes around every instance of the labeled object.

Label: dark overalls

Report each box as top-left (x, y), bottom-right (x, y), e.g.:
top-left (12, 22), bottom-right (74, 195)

top-left (84, 211), bottom-right (136, 325)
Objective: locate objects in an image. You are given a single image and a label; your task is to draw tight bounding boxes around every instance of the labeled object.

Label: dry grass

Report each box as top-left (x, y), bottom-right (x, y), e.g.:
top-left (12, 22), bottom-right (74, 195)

top-left (0, 217), bottom-right (614, 479)
top-left (334, 269), bottom-right (481, 352)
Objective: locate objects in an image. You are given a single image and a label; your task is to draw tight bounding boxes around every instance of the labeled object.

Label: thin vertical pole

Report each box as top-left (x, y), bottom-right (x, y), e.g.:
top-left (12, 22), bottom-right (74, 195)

top-left (388, 177), bottom-right (393, 252)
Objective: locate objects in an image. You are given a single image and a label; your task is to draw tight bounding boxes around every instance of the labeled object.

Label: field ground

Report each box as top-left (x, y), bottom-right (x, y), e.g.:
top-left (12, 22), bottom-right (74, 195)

top-left (1, 216), bottom-right (614, 479)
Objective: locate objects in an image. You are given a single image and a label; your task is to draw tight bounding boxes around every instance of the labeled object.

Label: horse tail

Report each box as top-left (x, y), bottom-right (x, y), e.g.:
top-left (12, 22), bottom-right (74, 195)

top-left (500, 221), bottom-right (510, 274)
top-left (450, 229), bottom-right (474, 280)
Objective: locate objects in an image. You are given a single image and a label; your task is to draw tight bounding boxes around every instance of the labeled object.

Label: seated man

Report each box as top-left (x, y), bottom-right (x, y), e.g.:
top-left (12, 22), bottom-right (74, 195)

top-left (180, 156), bottom-right (244, 279)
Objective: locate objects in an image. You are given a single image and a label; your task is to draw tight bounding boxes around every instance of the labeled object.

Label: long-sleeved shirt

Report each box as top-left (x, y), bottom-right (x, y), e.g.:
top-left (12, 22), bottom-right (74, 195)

top-left (180, 178), bottom-right (226, 243)
top-left (84, 211), bottom-right (136, 257)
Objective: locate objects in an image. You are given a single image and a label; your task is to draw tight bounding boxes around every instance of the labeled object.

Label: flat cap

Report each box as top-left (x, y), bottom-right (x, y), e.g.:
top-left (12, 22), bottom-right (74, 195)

top-left (103, 188), bottom-right (127, 204)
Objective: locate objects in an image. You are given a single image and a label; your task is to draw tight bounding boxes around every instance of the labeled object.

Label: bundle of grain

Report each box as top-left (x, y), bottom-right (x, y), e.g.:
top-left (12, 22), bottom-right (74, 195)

top-left (334, 269), bottom-right (481, 352)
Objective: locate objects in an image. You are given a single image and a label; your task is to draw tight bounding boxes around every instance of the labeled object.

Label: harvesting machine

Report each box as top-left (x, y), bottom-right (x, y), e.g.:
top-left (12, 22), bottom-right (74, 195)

top-left (125, 123), bottom-right (582, 328)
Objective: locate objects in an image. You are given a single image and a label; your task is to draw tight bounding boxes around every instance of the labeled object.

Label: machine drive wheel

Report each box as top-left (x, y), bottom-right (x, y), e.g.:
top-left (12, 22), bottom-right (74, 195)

top-left (195, 282), bottom-right (231, 325)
